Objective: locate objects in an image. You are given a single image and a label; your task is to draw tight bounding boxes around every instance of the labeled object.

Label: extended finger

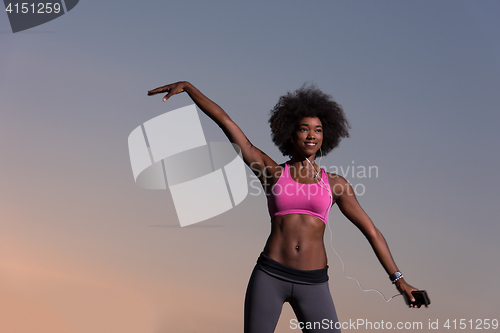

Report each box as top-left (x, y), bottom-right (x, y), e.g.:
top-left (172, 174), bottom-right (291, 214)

top-left (147, 85), bottom-right (170, 96)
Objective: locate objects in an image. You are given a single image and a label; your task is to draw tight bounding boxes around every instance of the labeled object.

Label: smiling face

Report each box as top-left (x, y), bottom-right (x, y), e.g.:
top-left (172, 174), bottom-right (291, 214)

top-left (291, 117), bottom-right (323, 158)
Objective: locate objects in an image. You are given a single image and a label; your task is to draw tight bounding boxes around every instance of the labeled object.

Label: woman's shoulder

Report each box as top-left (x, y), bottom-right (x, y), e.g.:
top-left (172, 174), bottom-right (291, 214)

top-left (325, 171), bottom-right (350, 186)
top-left (324, 171), bottom-right (352, 199)
top-left (269, 161), bottom-right (287, 178)
top-left (260, 161), bottom-right (286, 195)
top-left (261, 160), bottom-right (286, 182)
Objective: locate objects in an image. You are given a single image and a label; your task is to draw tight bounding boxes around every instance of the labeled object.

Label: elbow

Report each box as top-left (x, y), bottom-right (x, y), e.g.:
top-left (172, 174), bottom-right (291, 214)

top-left (218, 115), bottom-right (234, 130)
top-left (366, 227), bottom-right (383, 243)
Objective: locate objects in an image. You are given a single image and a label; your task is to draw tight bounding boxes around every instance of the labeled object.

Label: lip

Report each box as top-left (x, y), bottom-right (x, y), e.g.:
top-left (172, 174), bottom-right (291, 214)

top-left (304, 142), bottom-right (317, 146)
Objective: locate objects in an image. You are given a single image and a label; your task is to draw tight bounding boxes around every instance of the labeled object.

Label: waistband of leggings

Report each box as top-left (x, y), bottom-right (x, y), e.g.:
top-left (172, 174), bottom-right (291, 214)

top-left (256, 252), bottom-right (329, 284)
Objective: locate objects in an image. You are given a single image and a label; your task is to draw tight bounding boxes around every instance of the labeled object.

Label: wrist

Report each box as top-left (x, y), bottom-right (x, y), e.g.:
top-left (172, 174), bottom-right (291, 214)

top-left (389, 270), bottom-right (404, 284)
top-left (394, 277), bottom-right (407, 288)
top-left (180, 81), bottom-right (192, 91)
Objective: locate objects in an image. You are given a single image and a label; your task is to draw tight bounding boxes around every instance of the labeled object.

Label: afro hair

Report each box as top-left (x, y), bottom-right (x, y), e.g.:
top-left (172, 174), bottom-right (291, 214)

top-left (269, 83), bottom-right (350, 157)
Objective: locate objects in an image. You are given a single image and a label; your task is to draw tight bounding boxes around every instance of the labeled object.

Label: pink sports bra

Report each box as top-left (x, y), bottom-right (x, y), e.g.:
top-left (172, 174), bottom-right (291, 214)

top-left (267, 163), bottom-right (333, 224)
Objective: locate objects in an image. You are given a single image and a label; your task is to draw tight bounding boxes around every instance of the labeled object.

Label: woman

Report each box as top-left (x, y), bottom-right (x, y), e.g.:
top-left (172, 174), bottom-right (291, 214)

top-left (148, 81), bottom-right (424, 333)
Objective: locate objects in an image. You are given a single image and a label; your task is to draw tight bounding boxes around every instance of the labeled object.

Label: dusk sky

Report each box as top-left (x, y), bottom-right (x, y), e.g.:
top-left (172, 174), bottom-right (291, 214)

top-left (1, 1), bottom-right (499, 332)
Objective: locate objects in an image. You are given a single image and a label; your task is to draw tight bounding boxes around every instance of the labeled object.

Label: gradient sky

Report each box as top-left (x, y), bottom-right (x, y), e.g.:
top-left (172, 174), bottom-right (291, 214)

top-left (1, 1), bottom-right (499, 332)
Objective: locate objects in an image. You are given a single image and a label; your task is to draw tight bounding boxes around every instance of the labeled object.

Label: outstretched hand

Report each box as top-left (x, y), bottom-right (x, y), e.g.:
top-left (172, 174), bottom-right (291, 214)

top-left (148, 81), bottom-right (187, 102)
top-left (396, 280), bottom-right (428, 308)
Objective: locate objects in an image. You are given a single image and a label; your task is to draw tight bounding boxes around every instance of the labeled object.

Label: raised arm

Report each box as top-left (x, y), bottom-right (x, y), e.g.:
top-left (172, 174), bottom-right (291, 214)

top-left (148, 81), bottom-right (278, 182)
top-left (330, 175), bottom-right (425, 308)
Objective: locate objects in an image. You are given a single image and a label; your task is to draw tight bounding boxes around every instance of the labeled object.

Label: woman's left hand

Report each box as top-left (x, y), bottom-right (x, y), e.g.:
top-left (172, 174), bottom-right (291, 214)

top-left (395, 279), bottom-right (427, 308)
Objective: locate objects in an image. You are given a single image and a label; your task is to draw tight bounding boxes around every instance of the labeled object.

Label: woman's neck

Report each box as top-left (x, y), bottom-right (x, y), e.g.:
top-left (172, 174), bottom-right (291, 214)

top-left (288, 156), bottom-right (320, 179)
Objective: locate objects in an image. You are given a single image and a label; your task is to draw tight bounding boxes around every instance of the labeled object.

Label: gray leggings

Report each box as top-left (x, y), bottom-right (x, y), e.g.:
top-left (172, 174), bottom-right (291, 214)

top-left (244, 265), bottom-right (341, 333)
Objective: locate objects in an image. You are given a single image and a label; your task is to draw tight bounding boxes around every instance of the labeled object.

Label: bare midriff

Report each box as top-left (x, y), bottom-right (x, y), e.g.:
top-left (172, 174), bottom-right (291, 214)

top-left (263, 213), bottom-right (327, 271)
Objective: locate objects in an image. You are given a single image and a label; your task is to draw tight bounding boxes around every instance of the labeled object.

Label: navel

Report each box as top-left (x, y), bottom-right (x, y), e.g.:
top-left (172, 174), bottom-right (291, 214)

top-left (295, 244), bottom-right (300, 251)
